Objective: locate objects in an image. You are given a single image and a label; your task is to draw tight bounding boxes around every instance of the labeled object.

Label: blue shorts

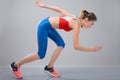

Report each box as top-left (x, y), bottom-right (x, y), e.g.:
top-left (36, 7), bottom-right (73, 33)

top-left (37, 18), bottom-right (65, 59)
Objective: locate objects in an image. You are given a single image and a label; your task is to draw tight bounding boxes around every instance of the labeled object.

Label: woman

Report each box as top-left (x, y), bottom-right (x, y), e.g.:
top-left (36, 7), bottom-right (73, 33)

top-left (9, 0), bottom-right (102, 79)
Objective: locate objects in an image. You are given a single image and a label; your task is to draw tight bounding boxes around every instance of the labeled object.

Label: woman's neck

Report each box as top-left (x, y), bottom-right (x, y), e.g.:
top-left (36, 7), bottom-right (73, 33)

top-left (77, 17), bottom-right (83, 28)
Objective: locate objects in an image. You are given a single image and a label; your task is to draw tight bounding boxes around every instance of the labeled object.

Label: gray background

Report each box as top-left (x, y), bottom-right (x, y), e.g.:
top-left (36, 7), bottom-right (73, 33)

top-left (0, 0), bottom-right (120, 67)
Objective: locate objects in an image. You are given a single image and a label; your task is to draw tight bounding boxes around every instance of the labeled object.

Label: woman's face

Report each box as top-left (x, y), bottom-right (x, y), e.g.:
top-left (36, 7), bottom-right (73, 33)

top-left (82, 18), bottom-right (96, 28)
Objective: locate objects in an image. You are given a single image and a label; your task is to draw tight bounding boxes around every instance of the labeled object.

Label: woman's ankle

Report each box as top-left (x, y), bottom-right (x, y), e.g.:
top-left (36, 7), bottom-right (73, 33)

top-left (47, 64), bottom-right (53, 68)
top-left (14, 62), bottom-right (20, 67)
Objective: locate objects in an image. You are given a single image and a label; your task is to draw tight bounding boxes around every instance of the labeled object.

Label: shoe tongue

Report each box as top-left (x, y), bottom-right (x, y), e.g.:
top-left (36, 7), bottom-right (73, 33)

top-left (46, 66), bottom-right (54, 72)
top-left (12, 62), bottom-right (18, 71)
top-left (13, 65), bottom-right (18, 71)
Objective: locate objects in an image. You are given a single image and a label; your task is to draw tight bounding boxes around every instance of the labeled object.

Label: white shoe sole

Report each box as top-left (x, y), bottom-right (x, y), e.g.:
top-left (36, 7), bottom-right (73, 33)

top-left (9, 65), bottom-right (13, 73)
top-left (43, 70), bottom-right (61, 77)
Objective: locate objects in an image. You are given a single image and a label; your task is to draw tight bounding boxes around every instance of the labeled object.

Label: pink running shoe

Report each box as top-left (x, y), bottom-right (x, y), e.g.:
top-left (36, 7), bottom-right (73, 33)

top-left (9, 62), bottom-right (23, 79)
top-left (44, 66), bottom-right (61, 77)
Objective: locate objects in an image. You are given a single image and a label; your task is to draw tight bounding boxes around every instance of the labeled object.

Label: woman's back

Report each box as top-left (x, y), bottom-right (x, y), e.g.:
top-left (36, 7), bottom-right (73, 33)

top-left (49, 16), bottom-right (78, 30)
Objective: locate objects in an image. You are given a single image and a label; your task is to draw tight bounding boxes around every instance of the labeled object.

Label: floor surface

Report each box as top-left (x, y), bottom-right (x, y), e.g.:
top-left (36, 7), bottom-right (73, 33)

top-left (0, 66), bottom-right (120, 80)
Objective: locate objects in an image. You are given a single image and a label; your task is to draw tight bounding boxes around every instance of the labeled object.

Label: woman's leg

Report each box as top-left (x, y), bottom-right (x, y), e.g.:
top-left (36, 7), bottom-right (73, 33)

top-left (10, 18), bottom-right (50, 79)
top-left (47, 29), bottom-right (65, 68)
top-left (15, 18), bottom-right (49, 67)
top-left (43, 28), bottom-right (65, 77)
top-left (10, 52), bottom-right (40, 79)
top-left (15, 52), bottom-right (40, 67)
top-left (48, 46), bottom-right (63, 68)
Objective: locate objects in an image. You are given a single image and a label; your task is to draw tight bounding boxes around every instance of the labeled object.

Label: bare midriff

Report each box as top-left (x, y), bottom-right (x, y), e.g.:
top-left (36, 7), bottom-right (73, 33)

top-left (48, 16), bottom-right (60, 29)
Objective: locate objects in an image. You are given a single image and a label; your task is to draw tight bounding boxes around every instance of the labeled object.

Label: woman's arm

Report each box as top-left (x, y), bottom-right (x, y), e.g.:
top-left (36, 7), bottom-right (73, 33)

top-left (36, 0), bottom-right (73, 16)
top-left (72, 22), bottom-right (102, 52)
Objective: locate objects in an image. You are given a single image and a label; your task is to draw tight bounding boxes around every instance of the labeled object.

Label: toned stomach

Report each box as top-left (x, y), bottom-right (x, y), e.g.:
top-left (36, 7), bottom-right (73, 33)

top-left (48, 16), bottom-right (60, 29)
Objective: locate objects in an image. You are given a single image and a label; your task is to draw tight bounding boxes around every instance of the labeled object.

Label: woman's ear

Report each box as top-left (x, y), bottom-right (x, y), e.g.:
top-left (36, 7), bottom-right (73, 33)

top-left (82, 18), bottom-right (88, 24)
top-left (84, 18), bottom-right (88, 21)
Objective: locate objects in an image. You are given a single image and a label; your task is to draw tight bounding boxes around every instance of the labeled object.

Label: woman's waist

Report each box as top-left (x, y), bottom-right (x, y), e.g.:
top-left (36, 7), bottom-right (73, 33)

top-left (48, 17), bottom-right (60, 28)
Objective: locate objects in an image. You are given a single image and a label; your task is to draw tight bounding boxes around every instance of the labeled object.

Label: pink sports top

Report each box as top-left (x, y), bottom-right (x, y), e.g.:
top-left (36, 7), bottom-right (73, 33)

top-left (59, 16), bottom-right (76, 31)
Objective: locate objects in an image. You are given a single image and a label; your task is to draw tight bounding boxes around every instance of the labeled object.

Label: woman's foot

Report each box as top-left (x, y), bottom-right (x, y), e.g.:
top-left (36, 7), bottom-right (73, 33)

top-left (44, 65), bottom-right (61, 77)
top-left (9, 62), bottom-right (23, 79)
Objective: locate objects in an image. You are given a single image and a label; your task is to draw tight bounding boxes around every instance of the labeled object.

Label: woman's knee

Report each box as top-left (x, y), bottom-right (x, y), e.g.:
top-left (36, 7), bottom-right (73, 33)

top-left (37, 48), bottom-right (47, 59)
top-left (57, 41), bottom-right (65, 48)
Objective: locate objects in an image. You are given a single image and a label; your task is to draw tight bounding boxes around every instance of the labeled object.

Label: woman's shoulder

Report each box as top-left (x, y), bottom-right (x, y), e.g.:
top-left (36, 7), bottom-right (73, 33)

top-left (69, 15), bottom-right (81, 27)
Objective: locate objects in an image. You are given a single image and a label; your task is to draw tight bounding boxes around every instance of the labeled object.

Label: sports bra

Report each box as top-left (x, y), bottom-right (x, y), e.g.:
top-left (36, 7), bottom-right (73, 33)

top-left (59, 16), bottom-right (77, 31)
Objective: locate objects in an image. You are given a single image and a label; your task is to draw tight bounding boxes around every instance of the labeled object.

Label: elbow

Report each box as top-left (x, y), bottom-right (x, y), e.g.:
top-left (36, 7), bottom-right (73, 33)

top-left (74, 45), bottom-right (79, 50)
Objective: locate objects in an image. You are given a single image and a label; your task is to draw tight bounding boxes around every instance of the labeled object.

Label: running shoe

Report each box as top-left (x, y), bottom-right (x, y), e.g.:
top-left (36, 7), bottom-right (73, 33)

top-left (9, 62), bottom-right (23, 79)
top-left (44, 65), bottom-right (61, 77)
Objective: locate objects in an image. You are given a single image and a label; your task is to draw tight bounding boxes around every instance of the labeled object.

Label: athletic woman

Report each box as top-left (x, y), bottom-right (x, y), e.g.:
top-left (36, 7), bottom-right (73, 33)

top-left (9, 0), bottom-right (102, 79)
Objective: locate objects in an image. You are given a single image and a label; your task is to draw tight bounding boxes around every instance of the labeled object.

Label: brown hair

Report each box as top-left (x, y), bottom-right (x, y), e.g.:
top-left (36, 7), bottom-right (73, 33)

top-left (80, 10), bottom-right (97, 21)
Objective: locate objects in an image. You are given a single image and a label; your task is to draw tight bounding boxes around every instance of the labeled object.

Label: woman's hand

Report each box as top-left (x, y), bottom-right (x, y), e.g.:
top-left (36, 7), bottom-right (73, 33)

top-left (90, 45), bottom-right (102, 52)
top-left (36, 0), bottom-right (46, 8)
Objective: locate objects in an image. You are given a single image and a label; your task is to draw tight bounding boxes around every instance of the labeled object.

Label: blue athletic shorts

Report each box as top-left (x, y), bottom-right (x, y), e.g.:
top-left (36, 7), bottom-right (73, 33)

top-left (37, 18), bottom-right (65, 59)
